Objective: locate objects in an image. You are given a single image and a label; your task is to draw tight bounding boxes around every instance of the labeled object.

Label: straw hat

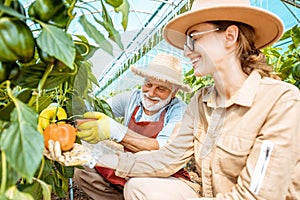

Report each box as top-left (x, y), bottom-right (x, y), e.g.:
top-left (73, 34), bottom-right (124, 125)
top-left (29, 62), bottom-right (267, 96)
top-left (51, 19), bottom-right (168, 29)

top-left (163, 0), bottom-right (284, 50)
top-left (130, 53), bottom-right (192, 92)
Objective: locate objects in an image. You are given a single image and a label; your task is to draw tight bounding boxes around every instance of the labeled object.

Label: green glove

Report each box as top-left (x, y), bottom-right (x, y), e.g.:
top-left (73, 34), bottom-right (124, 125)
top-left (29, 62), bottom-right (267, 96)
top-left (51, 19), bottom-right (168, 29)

top-left (77, 112), bottom-right (127, 144)
top-left (44, 140), bottom-right (97, 168)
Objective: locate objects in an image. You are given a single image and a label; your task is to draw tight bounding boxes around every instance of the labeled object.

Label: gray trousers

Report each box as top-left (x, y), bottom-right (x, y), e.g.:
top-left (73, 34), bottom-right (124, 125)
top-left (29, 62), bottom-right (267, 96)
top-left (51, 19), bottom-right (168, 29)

top-left (74, 167), bottom-right (124, 200)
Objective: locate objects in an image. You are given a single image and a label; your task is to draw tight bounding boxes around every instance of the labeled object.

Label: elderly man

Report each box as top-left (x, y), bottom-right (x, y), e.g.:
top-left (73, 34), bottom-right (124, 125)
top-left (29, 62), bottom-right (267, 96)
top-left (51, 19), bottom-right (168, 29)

top-left (73, 52), bottom-right (192, 200)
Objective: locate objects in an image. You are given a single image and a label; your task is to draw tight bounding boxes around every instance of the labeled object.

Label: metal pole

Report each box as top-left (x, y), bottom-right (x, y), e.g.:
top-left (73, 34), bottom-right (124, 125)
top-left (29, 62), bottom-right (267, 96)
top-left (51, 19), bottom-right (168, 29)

top-left (69, 178), bottom-right (74, 200)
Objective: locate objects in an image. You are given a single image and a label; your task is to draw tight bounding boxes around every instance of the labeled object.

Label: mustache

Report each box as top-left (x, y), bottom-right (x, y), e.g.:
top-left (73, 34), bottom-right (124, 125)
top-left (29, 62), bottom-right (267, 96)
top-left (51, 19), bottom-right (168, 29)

top-left (143, 92), bottom-right (161, 101)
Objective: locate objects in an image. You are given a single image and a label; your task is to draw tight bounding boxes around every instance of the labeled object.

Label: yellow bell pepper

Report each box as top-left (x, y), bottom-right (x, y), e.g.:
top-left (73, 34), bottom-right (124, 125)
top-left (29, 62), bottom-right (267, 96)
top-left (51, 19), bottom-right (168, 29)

top-left (38, 104), bottom-right (67, 133)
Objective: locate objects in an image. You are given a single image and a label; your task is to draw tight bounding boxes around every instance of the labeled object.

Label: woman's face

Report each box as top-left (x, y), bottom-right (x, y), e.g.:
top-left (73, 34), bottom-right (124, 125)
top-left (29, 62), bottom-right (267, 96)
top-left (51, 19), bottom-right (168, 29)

top-left (184, 23), bottom-right (225, 77)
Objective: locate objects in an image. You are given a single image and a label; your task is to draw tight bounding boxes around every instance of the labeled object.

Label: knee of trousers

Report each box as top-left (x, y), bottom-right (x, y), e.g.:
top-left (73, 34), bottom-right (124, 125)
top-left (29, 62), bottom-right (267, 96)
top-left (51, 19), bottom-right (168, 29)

top-left (124, 178), bottom-right (150, 199)
top-left (124, 178), bottom-right (138, 197)
top-left (124, 178), bottom-right (167, 200)
top-left (73, 168), bottom-right (85, 187)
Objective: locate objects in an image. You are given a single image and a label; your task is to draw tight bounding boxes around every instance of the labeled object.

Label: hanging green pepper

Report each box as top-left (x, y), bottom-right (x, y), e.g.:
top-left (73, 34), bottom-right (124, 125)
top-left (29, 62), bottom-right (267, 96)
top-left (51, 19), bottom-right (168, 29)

top-left (49, 4), bottom-right (70, 29)
top-left (28, 0), bottom-right (64, 22)
top-left (0, 17), bottom-right (35, 63)
top-left (292, 62), bottom-right (300, 81)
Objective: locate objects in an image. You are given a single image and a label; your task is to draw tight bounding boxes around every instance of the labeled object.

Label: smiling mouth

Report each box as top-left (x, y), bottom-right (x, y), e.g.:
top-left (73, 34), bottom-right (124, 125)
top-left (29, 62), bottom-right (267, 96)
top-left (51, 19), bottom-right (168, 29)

top-left (191, 57), bottom-right (201, 66)
top-left (145, 96), bottom-right (159, 104)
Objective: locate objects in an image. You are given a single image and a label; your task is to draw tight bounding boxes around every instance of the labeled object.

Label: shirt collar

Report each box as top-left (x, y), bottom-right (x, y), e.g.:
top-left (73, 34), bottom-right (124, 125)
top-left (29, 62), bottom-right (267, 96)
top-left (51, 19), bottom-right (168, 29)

top-left (203, 71), bottom-right (261, 108)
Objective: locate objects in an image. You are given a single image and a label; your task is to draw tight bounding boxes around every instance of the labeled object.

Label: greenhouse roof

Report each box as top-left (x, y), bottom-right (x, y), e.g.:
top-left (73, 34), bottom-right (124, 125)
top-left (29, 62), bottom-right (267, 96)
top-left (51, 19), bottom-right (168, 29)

top-left (20, 0), bottom-right (300, 97)
top-left (89, 0), bottom-right (299, 97)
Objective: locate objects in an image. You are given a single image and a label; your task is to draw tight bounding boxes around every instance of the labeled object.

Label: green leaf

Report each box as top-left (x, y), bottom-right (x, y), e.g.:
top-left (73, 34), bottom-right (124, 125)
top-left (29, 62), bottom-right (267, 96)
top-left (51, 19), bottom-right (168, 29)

top-left (89, 70), bottom-right (100, 87)
top-left (5, 185), bottom-right (34, 200)
top-left (41, 158), bottom-right (53, 179)
top-left (44, 74), bottom-right (70, 90)
top-left (66, 94), bottom-right (87, 116)
top-left (114, 0), bottom-right (130, 31)
top-left (15, 63), bottom-right (46, 88)
top-left (100, 0), bottom-right (113, 25)
top-left (79, 61), bottom-right (99, 87)
top-left (79, 15), bottom-right (113, 55)
top-left (94, 98), bottom-right (114, 118)
top-left (93, 16), bottom-right (124, 50)
top-left (0, 4), bottom-right (26, 20)
top-left (62, 166), bottom-right (74, 178)
top-left (74, 62), bottom-right (89, 97)
top-left (104, 0), bottom-right (123, 7)
top-left (291, 25), bottom-right (300, 47)
top-left (37, 23), bottom-right (75, 69)
top-left (18, 182), bottom-right (43, 200)
top-left (32, 96), bottom-right (53, 113)
top-left (34, 178), bottom-right (52, 200)
top-left (98, 0), bottom-right (124, 49)
top-left (0, 160), bottom-right (19, 192)
top-left (54, 162), bottom-right (74, 178)
top-left (0, 88), bottom-right (32, 121)
top-left (48, 168), bottom-right (68, 198)
top-left (0, 100), bottom-right (43, 180)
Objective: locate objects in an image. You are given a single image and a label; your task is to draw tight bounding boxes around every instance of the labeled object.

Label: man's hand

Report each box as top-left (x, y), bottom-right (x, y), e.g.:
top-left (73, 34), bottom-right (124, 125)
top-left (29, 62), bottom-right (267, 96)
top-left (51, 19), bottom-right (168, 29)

top-left (77, 112), bottom-right (127, 144)
top-left (44, 140), bottom-right (97, 168)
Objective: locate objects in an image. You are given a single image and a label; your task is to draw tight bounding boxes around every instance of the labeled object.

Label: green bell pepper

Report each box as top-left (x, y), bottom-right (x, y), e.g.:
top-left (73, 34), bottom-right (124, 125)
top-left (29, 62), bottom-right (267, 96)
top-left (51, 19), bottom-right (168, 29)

top-left (0, 17), bottom-right (35, 62)
top-left (28, 0), bottom-right (64, 22)
top-left (292, 62), bottom-right (300, 81)
top-left (49, 4), bottom-right (70, 28)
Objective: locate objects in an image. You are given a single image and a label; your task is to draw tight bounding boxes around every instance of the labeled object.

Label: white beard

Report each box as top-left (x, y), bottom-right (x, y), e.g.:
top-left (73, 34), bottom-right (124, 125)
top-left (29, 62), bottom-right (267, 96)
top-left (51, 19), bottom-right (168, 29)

top-left (140, 91), bottom-right (172, 112)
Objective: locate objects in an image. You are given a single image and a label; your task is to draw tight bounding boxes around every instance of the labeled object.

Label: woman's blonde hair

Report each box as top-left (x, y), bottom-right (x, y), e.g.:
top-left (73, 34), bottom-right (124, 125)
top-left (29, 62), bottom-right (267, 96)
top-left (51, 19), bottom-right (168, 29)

top-left (211, 21), bottom-right (281, 80)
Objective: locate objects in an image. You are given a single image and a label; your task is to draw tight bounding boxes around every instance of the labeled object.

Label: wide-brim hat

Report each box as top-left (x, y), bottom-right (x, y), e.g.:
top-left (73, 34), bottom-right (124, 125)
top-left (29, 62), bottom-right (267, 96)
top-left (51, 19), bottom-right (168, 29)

top-left (163, 0), bottom-right (284, 50)
top-left (130, 53), bottom-right (192, 92)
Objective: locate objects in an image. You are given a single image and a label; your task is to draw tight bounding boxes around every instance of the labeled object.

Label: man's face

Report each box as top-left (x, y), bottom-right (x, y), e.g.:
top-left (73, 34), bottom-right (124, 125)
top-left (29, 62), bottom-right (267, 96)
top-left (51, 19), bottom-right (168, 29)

top-left (141, 78), bottom-right (174, 112)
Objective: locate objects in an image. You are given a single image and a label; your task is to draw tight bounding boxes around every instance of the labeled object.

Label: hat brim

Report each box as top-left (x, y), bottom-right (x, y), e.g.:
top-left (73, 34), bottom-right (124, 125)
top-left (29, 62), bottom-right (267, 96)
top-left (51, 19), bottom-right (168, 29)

top-left (131, 65), bottom-right (192, 92)
top-left (163, 5), bottom-right (284, 50)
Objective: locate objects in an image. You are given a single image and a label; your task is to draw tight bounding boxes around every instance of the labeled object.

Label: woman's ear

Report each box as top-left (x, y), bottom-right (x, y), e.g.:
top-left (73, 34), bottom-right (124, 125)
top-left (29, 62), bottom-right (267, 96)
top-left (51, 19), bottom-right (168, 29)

top-left (224, 25), bottom-right (239, 47)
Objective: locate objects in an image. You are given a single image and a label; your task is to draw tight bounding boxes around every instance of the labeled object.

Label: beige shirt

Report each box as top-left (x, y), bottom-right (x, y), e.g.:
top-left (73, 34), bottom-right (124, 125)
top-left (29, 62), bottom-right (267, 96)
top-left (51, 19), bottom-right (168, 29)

top-left (115, 71), bottom-right (300, 199)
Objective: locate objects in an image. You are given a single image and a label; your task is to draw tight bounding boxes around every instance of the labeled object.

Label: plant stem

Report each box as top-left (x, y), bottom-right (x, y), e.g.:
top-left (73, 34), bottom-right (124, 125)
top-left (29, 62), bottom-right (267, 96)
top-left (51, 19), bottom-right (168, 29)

top-left (0, 0), bottom-right (12, 17)
top-left (28, 63), bottom-right (54, 107)
top-left (0, 151), bottom-right (7, 194)
top-left (36, 157), bottom-right (45, 179)
top-left (38, 63), bottom-right (54, 96)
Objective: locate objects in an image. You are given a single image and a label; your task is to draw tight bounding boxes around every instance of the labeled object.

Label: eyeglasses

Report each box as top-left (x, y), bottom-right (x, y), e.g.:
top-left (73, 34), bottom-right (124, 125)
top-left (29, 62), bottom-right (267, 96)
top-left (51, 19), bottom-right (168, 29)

top-left (184, 28), bottom-right (220, 51)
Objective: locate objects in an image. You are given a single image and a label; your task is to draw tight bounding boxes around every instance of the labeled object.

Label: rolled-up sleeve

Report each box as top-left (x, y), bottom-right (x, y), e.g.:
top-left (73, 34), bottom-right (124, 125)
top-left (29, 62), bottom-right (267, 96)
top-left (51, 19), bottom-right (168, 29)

top-left (156, 100), bottom-right (187, 147)
top-left (115, 95), bottom-right (198, 178)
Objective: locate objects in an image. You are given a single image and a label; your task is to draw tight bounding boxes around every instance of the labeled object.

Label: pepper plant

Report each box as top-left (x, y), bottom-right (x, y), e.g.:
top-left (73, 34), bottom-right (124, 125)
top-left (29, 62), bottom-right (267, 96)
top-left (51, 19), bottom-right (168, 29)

top-left (263, 24), bottom-right (300, 88)
top-left (0, 0), bottom-right (129, 199)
